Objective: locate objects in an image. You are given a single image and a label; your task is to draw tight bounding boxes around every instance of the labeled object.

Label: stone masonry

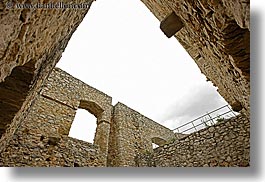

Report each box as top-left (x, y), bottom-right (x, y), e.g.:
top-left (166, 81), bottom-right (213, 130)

top-left (0, 68), bottom-right (250, 167)
top-left (0, 68), bottom-right (176, 167)
top-left (136, 115), bottom-right (250, 167)
top-left (0, 0), bottom-right (94, 154)
top-left (0, 0), bottom-right (250, 167)
top-left (141, 0), bottom-right (250, 116)
top-left (108, 102), bottom-right (176, 167)
top-left (0, 68), bottom-right (113, 166)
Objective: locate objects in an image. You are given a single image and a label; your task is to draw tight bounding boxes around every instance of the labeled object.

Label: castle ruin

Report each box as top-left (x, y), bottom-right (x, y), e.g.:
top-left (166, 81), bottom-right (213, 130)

top-left (0, 0), bottom-right (250, 167)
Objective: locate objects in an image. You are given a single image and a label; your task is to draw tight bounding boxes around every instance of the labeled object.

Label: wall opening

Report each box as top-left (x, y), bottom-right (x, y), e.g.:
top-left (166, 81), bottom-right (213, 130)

top-left (0, 60), bottom-right (36, 138)
top-left (151, 137), bottom-right (167, 150)
top-left (152, 143), bottom-right (159, 149)
top-left (68, 108), bottom-right (97, 143)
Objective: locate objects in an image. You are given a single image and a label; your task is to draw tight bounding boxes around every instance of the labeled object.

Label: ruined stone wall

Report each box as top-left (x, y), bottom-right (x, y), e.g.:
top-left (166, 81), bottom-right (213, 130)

top-left (0, 67), bottom-right (178, 167)
top-left (0, 68), bottom-right (112, 166)
top-left (0, 0), bottom-right (94, 153)
top-left (136, 115), bottom-right (250, 167)
top-left (0, 0), bottom-right (94, 82)
top-left (0, 0), bottom-right (250, 167)
top-left (107, 102), bottom-right (176, 167)
top-left (42, 68), bottom-right (113, 159)
top-left (0, 66), bottom-right (250, 167)
top-left (0, 133), bottom-right (104, 167)
top-left (140, 0), bottom-right (250, 116)
top-left (41, 68), bottom-right (113, 124)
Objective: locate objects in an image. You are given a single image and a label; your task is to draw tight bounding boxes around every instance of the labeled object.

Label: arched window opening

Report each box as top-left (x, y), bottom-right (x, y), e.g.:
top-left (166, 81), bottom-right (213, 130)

top-left (68, 108), bottom-right (97, 143)
top-left (151, 137), bottom-right (167, 150)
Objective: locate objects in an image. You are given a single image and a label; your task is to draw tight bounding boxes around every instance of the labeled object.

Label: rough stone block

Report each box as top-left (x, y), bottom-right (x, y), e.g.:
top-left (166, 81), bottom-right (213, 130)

top-left (160, 12), bottom-right (184, 38)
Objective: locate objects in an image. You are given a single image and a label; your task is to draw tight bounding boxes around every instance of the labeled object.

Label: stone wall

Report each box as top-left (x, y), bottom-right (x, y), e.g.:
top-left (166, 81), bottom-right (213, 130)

top-left (0, 67), bottom-right (178, 167)
top-left (0, 134), bottom-right (104, 167)
top-left (0, 0), bottom-right (94, 153)
top-left (136, 115), bottom-right (250, 167)
top-left (107, 102), bottom-right (176, 167)
top-left (0, 67), bottom-right (250, 167)
top-left (0, 0), bottom-right (94, 82)
top-left (42, 68), bottom-right (113, 160)
top-left (140, 0), bottom-right (250, 116)
top-left (0, 68), bottom-right (112, 166)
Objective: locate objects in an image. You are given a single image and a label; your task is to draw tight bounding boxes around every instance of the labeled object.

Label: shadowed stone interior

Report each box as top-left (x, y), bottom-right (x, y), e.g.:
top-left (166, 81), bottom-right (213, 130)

top-left (0, 60), bottom-right (35, 137)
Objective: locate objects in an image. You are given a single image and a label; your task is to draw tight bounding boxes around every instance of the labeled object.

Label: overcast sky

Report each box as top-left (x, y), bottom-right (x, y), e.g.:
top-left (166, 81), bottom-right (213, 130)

top-left (56, 0), bottom-right (228, 142)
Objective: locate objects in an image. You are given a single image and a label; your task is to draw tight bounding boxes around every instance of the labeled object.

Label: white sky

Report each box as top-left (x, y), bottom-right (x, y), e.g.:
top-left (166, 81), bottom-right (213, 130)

top-left (56, 0), bottom-right (228, 142)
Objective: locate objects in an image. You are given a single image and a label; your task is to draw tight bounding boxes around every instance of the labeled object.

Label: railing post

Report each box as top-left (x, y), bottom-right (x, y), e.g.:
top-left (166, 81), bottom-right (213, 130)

top-left (192, 122), bottom-right (197, 132)
top-left (201, 116), bottom-right (208, 127)
top-left (227, 105), bottom-right (237, 117)
top-left (207, 112), bottom-right (215, 125)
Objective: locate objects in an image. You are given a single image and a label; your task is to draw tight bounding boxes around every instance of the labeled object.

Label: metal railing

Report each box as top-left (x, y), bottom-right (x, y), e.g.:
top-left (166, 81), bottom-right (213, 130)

top-left (172, 105), bottom-right (238, 134)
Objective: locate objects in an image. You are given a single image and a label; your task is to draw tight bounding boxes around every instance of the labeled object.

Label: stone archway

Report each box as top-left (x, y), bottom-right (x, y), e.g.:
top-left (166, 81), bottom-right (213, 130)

top-left (151, 137), bottom-right (167, 147)
top-left (71, 100), bottom-right (106, 146)
top-left (79, 100), bottom-right (104, 119)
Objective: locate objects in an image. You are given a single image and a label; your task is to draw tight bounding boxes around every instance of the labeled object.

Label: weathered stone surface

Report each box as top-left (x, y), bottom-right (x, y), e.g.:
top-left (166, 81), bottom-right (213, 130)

top-left (48, 136), bottom-right (61, 146)
top-left (160, 11), bottom-right (184, 38)
top-left (0, 68), bottom-right (177, 167)
top-left (137, 115), bottom-right (250, 167)
top-left (0, 0), bottom-right (250, 167)
top-left (0, 0), bottom-right (94, 154)
top-left (0, 67), bottom-right (112, 167)
top-left (141, 0), bottom-right (250, 116)
top-left (107, 102), bottom-right (176, 167)
top-left (0, 0), bottom-right (93, 82)
top-left (0, 135), bottom-right (104, 167)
